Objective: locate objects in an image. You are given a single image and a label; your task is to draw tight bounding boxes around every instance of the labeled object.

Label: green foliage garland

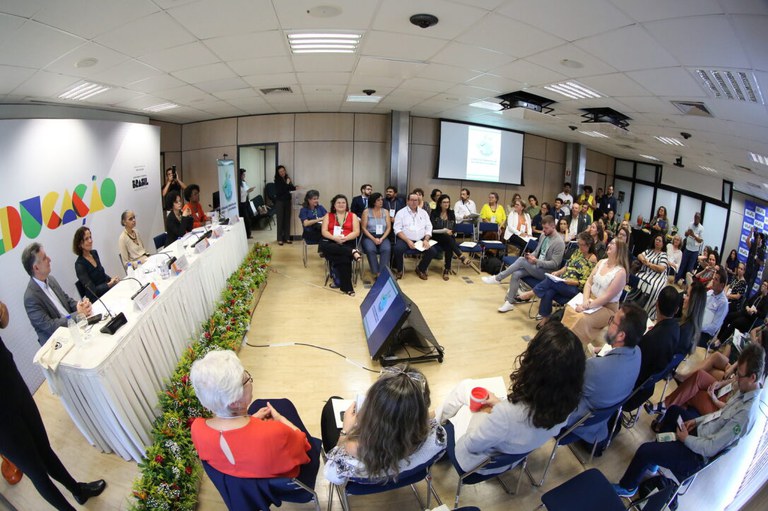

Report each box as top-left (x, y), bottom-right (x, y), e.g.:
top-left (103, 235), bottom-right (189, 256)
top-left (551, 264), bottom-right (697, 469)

top-left (130, 243), bottom-right (271, 511)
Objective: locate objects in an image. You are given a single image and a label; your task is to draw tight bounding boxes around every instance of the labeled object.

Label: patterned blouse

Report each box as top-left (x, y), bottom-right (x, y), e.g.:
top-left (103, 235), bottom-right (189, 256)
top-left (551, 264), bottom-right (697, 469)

top-left (729, 278), bottom-right (747, 305)
top-left (323, 419), bottom-right (446, 485)
top-left (562, 250), bottom-right (595, 291)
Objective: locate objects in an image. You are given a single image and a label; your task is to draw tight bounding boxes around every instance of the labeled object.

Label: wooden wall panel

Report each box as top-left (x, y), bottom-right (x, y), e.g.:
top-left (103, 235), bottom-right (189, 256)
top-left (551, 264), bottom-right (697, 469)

top-left (295, 113), bottom-right (354, 141)
top-left (238, 114), bottom-right (295, 144)
top-left (352, 142), bottom-right (389, 194)
top-left (354, 113), bottom-right (390, 142)
top-left (183, 145), bottom-right (237, 207)
top-left (182, 118), bottom-right (236, 151)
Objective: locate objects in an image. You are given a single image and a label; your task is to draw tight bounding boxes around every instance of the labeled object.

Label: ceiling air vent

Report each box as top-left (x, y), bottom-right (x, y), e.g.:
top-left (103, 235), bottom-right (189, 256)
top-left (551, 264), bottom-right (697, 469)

top-left (260, 87), bottom-right (293, 95)
top-left (670, 101), bottom-right (713, 117)
top-left (694, 69), bottom-right (764, 104)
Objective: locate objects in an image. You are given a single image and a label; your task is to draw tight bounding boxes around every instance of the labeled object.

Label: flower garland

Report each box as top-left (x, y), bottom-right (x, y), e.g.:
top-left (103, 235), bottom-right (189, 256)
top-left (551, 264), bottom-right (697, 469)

top-left (130, 243), bottom-right (271, 511)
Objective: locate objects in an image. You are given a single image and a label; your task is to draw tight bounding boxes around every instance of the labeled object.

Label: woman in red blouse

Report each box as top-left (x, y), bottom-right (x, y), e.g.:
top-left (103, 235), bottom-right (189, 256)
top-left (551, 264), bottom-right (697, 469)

top-left (321, 194), bottom-right (362, 296)
top-left (190, 350), bottom-right (311, 478)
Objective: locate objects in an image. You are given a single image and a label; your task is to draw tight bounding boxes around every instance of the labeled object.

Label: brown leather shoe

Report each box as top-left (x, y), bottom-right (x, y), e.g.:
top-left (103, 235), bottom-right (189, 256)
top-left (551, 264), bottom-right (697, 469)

top-left (416, 268), bottom-right (428, 280)
top-left (1, 456), bottom-right (22, 485)
top-left (442, 268), bottom-right (450, 281)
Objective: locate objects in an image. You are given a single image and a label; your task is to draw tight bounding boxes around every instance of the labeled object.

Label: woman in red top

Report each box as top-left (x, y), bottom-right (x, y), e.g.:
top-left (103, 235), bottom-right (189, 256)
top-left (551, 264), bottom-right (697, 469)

top-left (190, 350), bottom-right (311, 478)
top-left (182, 184), bottom-right (209, 229)
top-left (321, 194), bottom-right (362, 296)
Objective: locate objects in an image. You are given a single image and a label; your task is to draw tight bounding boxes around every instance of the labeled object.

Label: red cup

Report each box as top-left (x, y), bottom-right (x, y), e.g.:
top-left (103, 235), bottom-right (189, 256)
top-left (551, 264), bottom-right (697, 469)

top-left (469, 387), bottom-right (489, 412)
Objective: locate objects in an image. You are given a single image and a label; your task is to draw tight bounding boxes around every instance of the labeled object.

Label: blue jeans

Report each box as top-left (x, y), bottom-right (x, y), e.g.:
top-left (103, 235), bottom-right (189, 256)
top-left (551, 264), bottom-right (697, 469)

top-left (533, 278), bottom-right (579, 317)
top-left (361, 237), bottom-right (391, 275)
top-left (676, 248), bottom-right (699, 282)
top-left (619, 439), bottom-right (704, 491)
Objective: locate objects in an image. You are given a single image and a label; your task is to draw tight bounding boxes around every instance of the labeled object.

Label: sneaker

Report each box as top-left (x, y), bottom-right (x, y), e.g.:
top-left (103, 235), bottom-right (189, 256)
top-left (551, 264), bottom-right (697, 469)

top-left (612, 484), bottom-right (637, 498)
top-left (534, 314), bottom-right (543, 321)
top-left (482, 276), bottom-right (500, 284)
top-left (498, 301), bottom-right (515, 313)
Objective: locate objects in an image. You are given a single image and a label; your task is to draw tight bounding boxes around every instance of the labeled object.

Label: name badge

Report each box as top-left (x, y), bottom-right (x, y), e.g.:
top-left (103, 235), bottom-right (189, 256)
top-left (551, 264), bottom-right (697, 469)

top-left (375, 224), bottom-right (384, 235)
top-left (333, 225), bottom-right (342, 237)
top-left (491, 215), bottom-right (496, 223)
top-left (134, 282), bottom-right (160, 312)
top-left (172, 254), bottom-right (189, 274)
top-left (389, 209), bottom-right (395, 218)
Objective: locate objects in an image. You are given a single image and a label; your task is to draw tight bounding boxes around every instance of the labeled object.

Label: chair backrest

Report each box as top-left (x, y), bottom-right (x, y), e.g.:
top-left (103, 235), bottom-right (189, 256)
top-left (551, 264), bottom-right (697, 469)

top-left (444, 420), bottom-right (528, 482)
top-left (541, 468), bottom-right (625, 511)
top-left (526, 238), bottom-right (538, 254)
top-left (75, 281), bottom-right (87, 300)
top-left (479, 222), bottom-right (498, 233)
top-left (454, 222), bottom-right (474, 237)
top-left (264, 183), bottom-right (277, 203)
top-left (558, 402), bottom-right (624, 443)
top-left (153, 232), bottom-right (167, 250)
top-left (343, 449), bottom-right (445, 496)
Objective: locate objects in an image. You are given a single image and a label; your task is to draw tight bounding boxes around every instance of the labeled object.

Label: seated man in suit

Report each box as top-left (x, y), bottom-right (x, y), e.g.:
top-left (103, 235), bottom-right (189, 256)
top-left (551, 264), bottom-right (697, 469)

top-left (567, 202), bottom-right (590, 240)
top-left (613, 343), bottom-right (764, 498)
top-left (482, 215), bottom-right (564, 312)
top-left (22, 242), bottom-right (92, 345)
top-left (350, 184), bottom-right (372, 218)
top-left (570, 303), bottom-right (645, 449)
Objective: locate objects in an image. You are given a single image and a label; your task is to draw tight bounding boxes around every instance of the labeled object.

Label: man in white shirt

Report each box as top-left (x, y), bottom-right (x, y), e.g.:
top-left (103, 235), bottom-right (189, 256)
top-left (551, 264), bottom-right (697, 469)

top-left (454, 188), bottom-right (477, 223)
top-left (22, 242), bottom-right (92, 345)
top-left (557, 182), bottom-right (573, 216)
top-left (699, 267), bottom-right (729, 348)
top-left (393, 193), bottom-right (439, 280)
top-left (675, 212), bottom-right (705, 284)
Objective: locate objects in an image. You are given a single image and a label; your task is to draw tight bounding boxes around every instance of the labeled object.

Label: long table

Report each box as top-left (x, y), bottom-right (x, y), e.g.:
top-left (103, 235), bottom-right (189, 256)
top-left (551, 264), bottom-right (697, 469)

top-left (35, 222), bottom-right (249, 462)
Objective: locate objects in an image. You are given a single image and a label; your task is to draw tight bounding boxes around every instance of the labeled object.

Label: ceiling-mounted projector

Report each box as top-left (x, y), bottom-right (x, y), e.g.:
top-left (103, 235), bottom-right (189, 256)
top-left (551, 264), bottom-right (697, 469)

top-left (496, 91), bottom-right (556, 114)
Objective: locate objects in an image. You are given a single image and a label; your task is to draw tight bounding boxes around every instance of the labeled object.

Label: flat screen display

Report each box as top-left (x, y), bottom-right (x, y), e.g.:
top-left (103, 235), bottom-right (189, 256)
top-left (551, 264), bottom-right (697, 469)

top-left (437, 120), bottom-right (524, 185)
top-left (360, 268), bottom-right (410, 360)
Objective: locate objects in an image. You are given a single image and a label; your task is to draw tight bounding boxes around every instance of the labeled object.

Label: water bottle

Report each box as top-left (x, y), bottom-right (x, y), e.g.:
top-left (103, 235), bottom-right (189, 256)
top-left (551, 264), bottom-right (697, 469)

top-left (67, 314), bottom-right (81, 345)
top-left (126, 262), bottom-right (134, 278)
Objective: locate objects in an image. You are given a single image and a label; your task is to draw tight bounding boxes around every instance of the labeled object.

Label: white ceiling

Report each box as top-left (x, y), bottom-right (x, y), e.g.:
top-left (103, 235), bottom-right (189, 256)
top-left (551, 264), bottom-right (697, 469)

top-left (1, 0), bottom-right (767, 199)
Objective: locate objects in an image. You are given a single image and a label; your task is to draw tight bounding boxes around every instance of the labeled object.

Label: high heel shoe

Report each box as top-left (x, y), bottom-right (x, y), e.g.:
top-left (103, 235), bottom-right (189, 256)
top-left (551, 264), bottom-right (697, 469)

top-left (460, 254), bottom-right (470, 265)
top-left (351, 249), bottom-right (361, 261)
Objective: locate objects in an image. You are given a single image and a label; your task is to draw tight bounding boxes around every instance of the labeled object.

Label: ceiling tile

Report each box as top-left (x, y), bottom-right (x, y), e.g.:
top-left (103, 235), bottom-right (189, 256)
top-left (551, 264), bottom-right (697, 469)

top-left (499, 0), bottom-right (634, 41)
top-left (457, 14), bottom-right (566, 58)
top-left (139, 42), bottom-right (219, 73)
top-left (626, 67), bottom-right (707, 97)
top-left (399, 77), bottom-right (453, 93)
top-left (608, 0), bottom-right (724, 22)
top-left (228, 56), bottom-right (294, 77)
top-left (372, 0), bottom-right (488, 39)
top-left (720, 0), bottom-right (768, 15)
top-left (528, 43), bottom-right (618, 78)
top-left (9, 70), bottom-right (78, 98)
top-left (0, 14), bottom-right (26, 47)
top-left (575, 25), bottom-right (678, 72)
top-left (195, 77), bottom-right (250, 94)
top-left (296, 72), bottom-right (352, 85)
top-left (730, 15), bottom-right (768, 72)
top-left (430, 42), bottom-right (513, 72)
top-left (465, 73), bottom-right (524, 93)
top-left (129, 74), bottom-right (186, 93)
top-left (577, 72), bottom-right (652, 97)
top-left (0, 65), bottom-right (36, 94)
top-left (242, 73), bottom-right (298, 88)
top-left (92, 59), bottom-right (162, 87)
top-left (95, 12), bottom-right (196, 58)
top-left (154, 84), bottom-right (208, 103)
top-left (362, 31), bottom-right (447, 61)
top-left (444, 83), bottom-right (500, 100)
top-left (0, 20), bottom-right (83, 68)
top-left (203, 31), bottom-right (286, 61)
top-left (0, 0), bottom-right (44, 18)
top-left (84, 87), bottom-right (145, 106)
top-left (492, 59), bottom-right (567, 87)
top-left (44, 42), bottom-right (130, 79)
top-left (291, 54), bottom-right (357, 73)
top-left (418, 63), bottom-right (483, 83)
top-left (225, 96), bottom-right (274, 114)
top-left (213, 88), bottom-right (258, 100)
top-left (167, 0), bottom-right (278, 39)
top-left (300, 84), bottom-right (347, 95)
top-left (172, 63), bottom-right (236, 83)
top-left (273, 0), bottom-right (377, 30)
top-left (354, 56), bottom-right (426, 80)
top-left (643, 15), bottom-right (750, 69)
top-left (32, 0), bottom-right (159, 39)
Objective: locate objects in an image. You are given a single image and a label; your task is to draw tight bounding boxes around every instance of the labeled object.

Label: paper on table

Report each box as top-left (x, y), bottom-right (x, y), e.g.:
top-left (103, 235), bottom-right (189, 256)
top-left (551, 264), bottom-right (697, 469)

top-left (567, 293), bottom-right (600, 314)
top-left (545, 273), bottom-right (565, 283)
top-left (449, 376), bottom-right (507, 441)
top-left (432, 228), bottom-right (449, 234)
top-left (460, 241), bottom-right (477, 248)
top-left (414, 239), bottom-right (438, 251)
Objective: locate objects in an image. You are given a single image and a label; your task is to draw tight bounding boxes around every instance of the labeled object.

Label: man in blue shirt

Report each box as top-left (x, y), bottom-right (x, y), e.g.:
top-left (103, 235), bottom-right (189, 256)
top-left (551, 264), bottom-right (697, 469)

top-left (699, 268), bottom-right (729, 347)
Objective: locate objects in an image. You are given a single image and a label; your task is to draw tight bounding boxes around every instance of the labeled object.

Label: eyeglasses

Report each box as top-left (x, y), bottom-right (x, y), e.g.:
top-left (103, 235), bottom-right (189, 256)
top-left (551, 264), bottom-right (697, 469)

top-left (242, 370), bottom-right (253, 387)
top-left (381, 366), bottom-right (426, 391)
top-left (736, 371), bottom-right (752, 380)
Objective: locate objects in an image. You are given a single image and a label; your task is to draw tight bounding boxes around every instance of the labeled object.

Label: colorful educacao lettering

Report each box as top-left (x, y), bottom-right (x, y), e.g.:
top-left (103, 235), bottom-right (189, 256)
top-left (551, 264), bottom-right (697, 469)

top-left (0, 176), bottom-right (116, 255)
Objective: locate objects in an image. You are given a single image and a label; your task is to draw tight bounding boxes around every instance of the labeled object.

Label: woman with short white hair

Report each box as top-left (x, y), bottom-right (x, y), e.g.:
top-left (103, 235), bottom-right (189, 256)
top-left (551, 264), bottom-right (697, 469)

top-left (190, 350), bottom-right (312, 478)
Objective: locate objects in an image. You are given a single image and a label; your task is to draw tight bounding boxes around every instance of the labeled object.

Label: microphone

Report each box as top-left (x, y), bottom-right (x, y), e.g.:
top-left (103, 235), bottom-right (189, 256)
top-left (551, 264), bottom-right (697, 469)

top-left (191, 229), bottom-right (213, 248)
top-left (157, 252), bottom-right (177, 269)
top-left (84, 282), bottom-right (127, 335)
top-left (122, 277), bottom-right (151, 300)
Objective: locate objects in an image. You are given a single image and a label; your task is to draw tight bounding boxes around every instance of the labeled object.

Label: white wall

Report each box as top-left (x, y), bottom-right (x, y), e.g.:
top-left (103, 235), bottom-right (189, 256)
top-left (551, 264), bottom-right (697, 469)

top-left (661, 166), bottom-right (723, 200)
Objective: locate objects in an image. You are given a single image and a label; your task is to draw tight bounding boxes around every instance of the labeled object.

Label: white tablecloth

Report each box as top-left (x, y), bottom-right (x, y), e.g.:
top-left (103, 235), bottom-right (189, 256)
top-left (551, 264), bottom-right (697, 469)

top-left (35, 222), bottom-right (249, 461)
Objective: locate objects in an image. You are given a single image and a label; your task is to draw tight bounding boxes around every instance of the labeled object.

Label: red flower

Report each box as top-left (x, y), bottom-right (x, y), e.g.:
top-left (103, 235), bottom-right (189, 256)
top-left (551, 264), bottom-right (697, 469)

top-left (185, 466), bottom-right (192, 475)
top-left (155, 455), bottom-right (164, 464)
top-left (181, 375), bottom-right (189, 385)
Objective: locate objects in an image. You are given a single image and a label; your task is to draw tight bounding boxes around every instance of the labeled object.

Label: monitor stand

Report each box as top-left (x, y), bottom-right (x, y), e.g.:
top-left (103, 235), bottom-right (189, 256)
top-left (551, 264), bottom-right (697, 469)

top-left (379, 292), bottom-right (444, 367)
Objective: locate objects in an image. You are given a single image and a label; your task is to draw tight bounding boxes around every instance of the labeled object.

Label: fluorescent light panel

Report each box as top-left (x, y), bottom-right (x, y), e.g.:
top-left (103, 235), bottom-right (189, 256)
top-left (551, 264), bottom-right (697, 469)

top-left (469, 100), bottom-right (503, 111)
top-left (543, 81), bottom-right (602, 100)
top-left (58, 82), bottom-right (111, 101)
top-left (346, 95), bottom-right (381, 103)
top-left (639, 154), bottom-right (659, 161)
top-left (143, 102), bottom-right (179, 112)
top-left (655, 136), bottom-right (684, 146)
top-left (751, 152), bottom-right (768, 166)
top-left (288, 32), bottom-right (361, 54)
top-left (699, 166), bottom-right (718, 173)
top-left (578, 130), bottom-right (609, 138)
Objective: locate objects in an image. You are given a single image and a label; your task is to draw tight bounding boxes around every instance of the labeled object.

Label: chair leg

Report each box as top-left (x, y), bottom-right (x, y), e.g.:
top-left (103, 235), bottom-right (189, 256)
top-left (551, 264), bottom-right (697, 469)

top-left (534, 442), bottom-right (559, 487)
top-left (515, 458), bottom-right (528, 494)
top-left (327, 482), bottom-right (334, 511)
top-left (454, 478), bottom-right (464, 509)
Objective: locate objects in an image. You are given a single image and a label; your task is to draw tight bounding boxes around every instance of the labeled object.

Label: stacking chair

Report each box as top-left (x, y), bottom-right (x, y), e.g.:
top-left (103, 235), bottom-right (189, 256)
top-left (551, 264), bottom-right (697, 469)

top-left (478, 222), bottom-right (505, 255)
top-left (645, 352), bottom-right (687, 412)
top-left (118, 253), bottom-right (126, 274)
top-left (453, 222), bottom-right (482, 275)
top-left (153, 232), bottom-right (167, 250)
top-left (538, 468), bottom-right (625, 511)
top-left (252, 195), bottom-right (274, 230)
top-left (622, 353), bottom-right (686, 428)
top-left (444, 421), bottom-right (532, 508)
top-left (535, 403), bottom-right (624, 487)
top-left (327, 450), bottom-right (444, 511)
top-left (302, 236), bottom-right (321, 268)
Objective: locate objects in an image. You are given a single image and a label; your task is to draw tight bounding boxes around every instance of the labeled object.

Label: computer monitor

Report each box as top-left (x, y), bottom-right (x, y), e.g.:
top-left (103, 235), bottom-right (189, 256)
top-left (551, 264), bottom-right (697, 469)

top-left (359, 267), bottom-right (410, 360)
top-left (212, 191), bottom-right (220, 210)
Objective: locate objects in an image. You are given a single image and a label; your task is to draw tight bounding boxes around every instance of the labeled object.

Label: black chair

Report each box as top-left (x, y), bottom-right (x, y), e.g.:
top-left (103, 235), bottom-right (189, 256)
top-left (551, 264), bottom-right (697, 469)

top-left (153, 232), bottom-right (167, 250)
top-left (252, 195), bottom-right (274, 230)
top-left (622, 353), bottom-right (686, 428)
top-left (444, 421), bottom-right (532, 508)
top-left (539, 468), bottom-right (625, 511)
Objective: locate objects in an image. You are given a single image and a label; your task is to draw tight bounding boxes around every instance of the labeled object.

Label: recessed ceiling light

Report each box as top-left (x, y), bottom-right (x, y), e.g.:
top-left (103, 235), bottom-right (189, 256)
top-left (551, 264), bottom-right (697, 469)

top-left (695, 69), bottom-right (764, 104)
top-left (639, 154), bottom-right (660, 161)
top-left (288, 32), bottom-right (361, 54)
top-left (75, 57), bottom-right (98, 68)
top-left (58, 81), bottom-right (110, 101)
top-left (654, 136), bottom-right (684, 146)
top-left (143, 102), bottom-right (179, 112)
top-left (346, 94), bottom-right (381, 103)
top-left (469, 100), bottom-right (503, 111)
top-left (578, 130), bottom-right (609, 138)
top-left (699, 166), bottom-right (718, 173)
top-left (751, 152), bottom-right (768, 166)
top-left (543, 81), bottom-right (601, 100)
top-left (306, 5), bottom-right (342, 18)
top-left (559, 59), bottom-right (583, 69)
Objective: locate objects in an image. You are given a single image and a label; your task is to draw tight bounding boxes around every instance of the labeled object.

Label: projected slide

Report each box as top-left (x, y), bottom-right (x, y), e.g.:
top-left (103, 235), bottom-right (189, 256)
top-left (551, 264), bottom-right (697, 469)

top-left (466, 126), bottom-right (501, 181)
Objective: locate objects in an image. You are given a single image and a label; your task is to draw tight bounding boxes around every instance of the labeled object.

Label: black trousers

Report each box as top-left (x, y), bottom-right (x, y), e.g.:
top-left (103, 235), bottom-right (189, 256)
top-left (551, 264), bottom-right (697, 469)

top-left (275, 199), bottom-right (292, 242)
top-left (0, 338), bottom-right (79, 511)
top-left (239, 200), bottom-right (253, 238)
top-left (432, 233), bottom-right (462, 270)
top-left (322, 240), bottom-right (356, 293)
